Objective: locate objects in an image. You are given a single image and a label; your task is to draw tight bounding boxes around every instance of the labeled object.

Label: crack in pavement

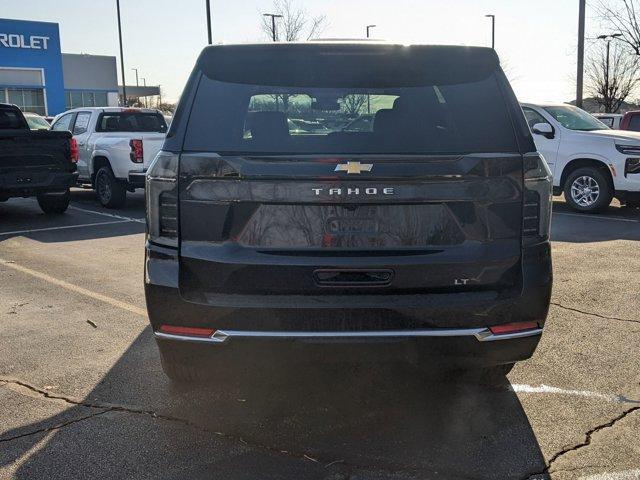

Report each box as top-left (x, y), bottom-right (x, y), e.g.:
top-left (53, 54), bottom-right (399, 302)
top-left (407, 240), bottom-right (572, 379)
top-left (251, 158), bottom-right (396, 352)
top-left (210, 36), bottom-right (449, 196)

top-left (0, 378), bottom-right (419, 478)
top-left (0, 409), bottom-right (109, 443)
top-left (522, 406), bottom-right (640, 480)
top-left (550, 302), bottom-right (640, 325)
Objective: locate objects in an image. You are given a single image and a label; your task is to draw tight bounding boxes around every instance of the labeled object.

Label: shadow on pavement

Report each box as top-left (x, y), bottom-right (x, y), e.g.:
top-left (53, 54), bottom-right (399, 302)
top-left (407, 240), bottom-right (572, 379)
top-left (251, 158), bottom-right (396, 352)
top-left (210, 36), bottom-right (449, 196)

top-left (0, 189), bottom-right (145, 243)
top-left (551, 200), bottom-right (640, 243)
top-left (0, 329), bottom-right (548, 479)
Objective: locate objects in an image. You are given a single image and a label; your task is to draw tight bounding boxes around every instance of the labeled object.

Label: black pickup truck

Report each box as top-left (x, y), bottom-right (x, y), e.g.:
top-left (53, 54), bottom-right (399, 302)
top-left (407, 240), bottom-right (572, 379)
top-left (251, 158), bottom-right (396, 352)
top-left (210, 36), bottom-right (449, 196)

top-left (0, 103), bottom-right (78, 214)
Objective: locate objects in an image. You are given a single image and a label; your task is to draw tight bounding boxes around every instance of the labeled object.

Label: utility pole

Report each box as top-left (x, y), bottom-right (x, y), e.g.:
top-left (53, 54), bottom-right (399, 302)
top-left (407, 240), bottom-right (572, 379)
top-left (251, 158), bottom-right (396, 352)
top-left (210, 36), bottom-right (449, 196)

top-left (576, 0), bottom-right (586, 109)
top-left (485, 15), bottom-right (495, 49)
top-left (206, 0), bottom-right (212, 44)
top-left (132, 68), bottom-right (139, 86)
top-left (597, 33), bottom-right (623, 112)
top-left (116, 0), bottom-right (127, 106)
top-left (366, 24), bottom-right (376, 38)
top-left (263, 13), bottom-right (283, 41)
top-left (141, 78), bottom-right (147, 108)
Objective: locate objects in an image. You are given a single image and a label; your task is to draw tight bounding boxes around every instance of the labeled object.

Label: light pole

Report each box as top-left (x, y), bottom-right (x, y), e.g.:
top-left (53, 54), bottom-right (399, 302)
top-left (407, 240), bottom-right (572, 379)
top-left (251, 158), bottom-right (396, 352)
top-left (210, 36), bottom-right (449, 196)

top-left (206, 0), bottom-right (213, 44)
top-left (131, 68), bottom-right (139, 86)
top-left (263, 13), bottom-right (283, 41)
top-left (116, 0), bottom-right (127, 106)
top-left (577, 0), bottom-right (586, 108)
top-left (597, 33), bottom-right (623, 112)
top-left (366, 24), bottom-right (376, 39)
top-left (141, 78), bottom-right (147, 107)
top-left (485, 14), bottom-right (495, 49)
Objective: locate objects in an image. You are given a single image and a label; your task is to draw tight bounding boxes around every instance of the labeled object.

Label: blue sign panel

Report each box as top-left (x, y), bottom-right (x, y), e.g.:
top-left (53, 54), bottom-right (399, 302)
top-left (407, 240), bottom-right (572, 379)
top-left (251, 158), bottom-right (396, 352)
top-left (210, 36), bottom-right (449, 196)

top-left (0, 18), bottom-right (65, 114)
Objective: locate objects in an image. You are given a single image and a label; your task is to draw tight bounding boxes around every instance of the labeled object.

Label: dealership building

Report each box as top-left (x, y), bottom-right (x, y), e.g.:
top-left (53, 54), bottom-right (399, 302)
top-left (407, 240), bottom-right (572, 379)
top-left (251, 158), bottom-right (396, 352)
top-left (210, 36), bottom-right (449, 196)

top-left (0, 18), bottom-right (158, 116)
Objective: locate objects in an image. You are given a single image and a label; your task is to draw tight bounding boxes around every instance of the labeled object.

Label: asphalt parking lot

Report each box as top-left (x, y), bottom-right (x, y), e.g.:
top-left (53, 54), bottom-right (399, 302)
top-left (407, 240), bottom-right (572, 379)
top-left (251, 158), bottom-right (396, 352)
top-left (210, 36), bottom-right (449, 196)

top-left (0, 190), bottom-right (639, 480)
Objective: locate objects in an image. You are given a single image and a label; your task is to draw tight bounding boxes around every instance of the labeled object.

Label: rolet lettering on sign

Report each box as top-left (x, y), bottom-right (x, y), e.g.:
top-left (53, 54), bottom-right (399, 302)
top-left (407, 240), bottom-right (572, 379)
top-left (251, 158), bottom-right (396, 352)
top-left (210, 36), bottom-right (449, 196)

top-left (0, 34), bottom-right (50, 50)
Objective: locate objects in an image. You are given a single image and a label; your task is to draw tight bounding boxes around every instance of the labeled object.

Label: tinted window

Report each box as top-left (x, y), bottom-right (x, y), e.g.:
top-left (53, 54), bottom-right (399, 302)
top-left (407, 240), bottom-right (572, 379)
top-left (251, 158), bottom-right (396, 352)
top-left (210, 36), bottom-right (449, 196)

top-left (522, 107), bottom-right (550, 130)
top-left (52, 113), bottom-right (75, 132)
top-left (0, 107), bottom-right (28, 129)
top-left (185, 75), bottom-right (518, 155)
top-left (597, 116), bottom-right (614, 128)
top-left (96, 112), bottom-right (167, 133)
top-left (628, 115), bottom-right (640, 131)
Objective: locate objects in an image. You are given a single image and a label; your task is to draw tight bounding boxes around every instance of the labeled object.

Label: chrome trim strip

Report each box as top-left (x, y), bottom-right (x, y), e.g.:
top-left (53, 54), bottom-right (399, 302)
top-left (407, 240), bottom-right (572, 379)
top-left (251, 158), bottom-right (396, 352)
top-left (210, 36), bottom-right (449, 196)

top-left (154, 328), bottom-right (543, 344)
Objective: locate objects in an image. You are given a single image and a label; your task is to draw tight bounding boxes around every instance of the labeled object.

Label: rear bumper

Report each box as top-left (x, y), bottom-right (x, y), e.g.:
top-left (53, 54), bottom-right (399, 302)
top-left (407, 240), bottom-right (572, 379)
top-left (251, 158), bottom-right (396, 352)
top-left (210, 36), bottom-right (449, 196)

top-left (154, 328), bottom-right (542, 367)
top-left (0, 170), bottom-right (77, 198)
top-left (128, 170), bottom-right (147, 188)
top-left (145, 241), bottom-right (552, 365)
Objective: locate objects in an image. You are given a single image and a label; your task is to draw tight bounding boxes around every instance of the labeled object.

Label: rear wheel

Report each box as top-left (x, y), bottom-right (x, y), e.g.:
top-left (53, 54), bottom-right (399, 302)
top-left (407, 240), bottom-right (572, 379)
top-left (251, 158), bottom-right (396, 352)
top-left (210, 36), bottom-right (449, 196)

top-left (564, 167), bottom-right (613, 213)
top-left (95, 166), bottom-right (126, 209)
top-left (37, 189), bottom-right (70, 214)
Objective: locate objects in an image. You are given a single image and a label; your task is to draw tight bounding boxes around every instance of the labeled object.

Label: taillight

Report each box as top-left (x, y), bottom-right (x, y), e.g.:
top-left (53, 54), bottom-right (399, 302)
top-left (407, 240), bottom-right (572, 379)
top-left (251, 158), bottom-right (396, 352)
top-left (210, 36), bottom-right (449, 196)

top-left (146, 151), bottom-right (179, 247)
top-left (129, 139), bottom-right (143, 163)
top-left (159, 325), bottom-right (215, 337)
top-left (523, 152), bottom-right (552, 245)
top-left (69, 138), bottom-right (79, 163)
top-left (489, 321), bottom-right (538, 335)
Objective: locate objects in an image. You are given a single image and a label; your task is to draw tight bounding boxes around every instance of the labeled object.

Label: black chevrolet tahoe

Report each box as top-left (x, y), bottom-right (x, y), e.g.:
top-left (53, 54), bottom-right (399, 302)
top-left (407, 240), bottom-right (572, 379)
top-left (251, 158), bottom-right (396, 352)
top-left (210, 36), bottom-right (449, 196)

top-left (0, 103), bottom-right (78, 213)
top-left (144, 43), bottom-right (553, 382)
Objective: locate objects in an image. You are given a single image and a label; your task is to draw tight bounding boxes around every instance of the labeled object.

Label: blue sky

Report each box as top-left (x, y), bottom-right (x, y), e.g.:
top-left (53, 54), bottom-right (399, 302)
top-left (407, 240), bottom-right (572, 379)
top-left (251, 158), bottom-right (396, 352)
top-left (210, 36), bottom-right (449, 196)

top-left (3, 0), bottom-right (601, 103)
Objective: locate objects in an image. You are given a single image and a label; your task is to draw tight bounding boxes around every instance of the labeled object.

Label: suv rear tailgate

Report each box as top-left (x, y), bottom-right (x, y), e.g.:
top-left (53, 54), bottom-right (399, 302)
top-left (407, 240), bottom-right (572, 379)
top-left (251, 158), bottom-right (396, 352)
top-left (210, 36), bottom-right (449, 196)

top-left (178, 154), bottom-right (523, 298)
top-left (0, 129), bottom-right (75, 191)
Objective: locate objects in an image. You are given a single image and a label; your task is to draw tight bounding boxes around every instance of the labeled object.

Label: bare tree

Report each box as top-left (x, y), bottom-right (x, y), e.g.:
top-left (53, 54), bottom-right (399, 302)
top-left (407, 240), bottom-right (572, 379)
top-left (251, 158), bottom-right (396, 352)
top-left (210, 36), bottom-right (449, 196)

top-left (586, 40), bottom-right (640, 112)
top-left (599, 0), bottom-right (640, 54)
top-left (341, 94), bottom-right (368, 115)
top-left (261, 0), bottom-right (327, 41)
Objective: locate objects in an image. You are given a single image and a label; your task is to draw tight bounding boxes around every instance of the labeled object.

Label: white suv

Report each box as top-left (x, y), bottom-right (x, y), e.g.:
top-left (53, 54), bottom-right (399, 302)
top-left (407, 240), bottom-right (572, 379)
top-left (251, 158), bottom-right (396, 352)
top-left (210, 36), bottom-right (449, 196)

top-left (522, 103), bottom-right (640, 212)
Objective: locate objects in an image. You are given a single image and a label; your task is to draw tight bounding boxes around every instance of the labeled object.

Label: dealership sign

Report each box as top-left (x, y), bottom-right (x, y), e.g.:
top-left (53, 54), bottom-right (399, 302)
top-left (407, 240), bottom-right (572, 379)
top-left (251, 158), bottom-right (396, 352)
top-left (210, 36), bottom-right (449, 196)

top-left (0, 33), bottom-right (50, 50)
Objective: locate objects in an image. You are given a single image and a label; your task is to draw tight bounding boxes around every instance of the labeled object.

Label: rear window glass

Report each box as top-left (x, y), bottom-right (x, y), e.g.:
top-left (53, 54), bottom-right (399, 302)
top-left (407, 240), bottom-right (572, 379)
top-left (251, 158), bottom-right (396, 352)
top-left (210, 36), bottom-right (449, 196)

top-left (628, 115), bottom-right (640, 131)
top-left (185, 75), bottom-right (517, 155)
top-left (96, 112), bottom-right (167, 133)
top-left (0, 108), bottom-right (27, 129)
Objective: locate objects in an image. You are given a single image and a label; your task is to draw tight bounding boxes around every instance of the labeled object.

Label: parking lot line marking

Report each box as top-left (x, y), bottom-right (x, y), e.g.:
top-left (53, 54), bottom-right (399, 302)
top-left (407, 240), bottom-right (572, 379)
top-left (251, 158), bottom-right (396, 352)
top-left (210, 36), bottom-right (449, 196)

top-left (0, 258), bottom-right (147, 317)
top-left (511, 384), bottom-right (640, 405)
top-left (69, 205), bottom-right (146, 223)
top-left (0, 220), bottom-right (131, 237)
top-left (554, 212), bottom-right (639, 223)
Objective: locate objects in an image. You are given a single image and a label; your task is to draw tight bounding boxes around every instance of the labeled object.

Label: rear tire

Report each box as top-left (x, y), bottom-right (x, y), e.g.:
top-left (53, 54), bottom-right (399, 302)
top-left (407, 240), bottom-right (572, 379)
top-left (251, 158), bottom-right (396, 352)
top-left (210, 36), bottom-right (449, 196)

top-left (95, 166), bottom-right (126, 209)
top-left (563, 167), bottom-right (613, 213)
top-left (37, 189), bottom-right (70, 214)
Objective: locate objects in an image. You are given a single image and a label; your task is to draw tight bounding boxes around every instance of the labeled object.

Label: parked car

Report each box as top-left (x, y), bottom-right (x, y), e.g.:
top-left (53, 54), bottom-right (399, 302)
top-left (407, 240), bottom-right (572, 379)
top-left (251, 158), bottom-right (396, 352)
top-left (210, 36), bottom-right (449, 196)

top-left (593, 113), bottom-right (622, 130)
top-left (145, 42), bottom-right (552, 383)
top-left (23, 112), bottom-right (52, 130)
top-left (620, 110), bottom-right (640, 132)
top-left (523, 103), bottom-right (640, 211)
top-left (50, 107), bottom-right (168, 208)
top-left (0, 103), bottom-right (78, 213)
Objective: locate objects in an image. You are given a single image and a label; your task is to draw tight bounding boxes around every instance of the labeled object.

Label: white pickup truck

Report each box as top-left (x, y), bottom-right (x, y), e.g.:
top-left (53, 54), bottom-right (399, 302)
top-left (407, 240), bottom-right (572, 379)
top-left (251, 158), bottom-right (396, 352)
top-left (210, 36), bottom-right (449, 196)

top-left (50, 107), bottom-right (167, 208)
top-left (522, 103), bottom-right (640, 212)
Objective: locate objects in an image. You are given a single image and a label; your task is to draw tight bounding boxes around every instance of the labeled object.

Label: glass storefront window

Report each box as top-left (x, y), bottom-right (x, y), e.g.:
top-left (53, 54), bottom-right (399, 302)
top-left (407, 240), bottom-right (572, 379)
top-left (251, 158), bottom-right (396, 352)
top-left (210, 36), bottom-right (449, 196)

top-left (5, 88), bottom-right (46, 115)
top-left (64, 90), bottom-right (110, 108)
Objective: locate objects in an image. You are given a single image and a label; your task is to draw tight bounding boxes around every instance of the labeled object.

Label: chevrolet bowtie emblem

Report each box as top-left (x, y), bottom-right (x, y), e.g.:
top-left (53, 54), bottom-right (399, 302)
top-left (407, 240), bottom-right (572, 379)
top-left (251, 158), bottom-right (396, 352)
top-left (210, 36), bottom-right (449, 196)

top-left (334, 161), bottom-right (374, 174)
